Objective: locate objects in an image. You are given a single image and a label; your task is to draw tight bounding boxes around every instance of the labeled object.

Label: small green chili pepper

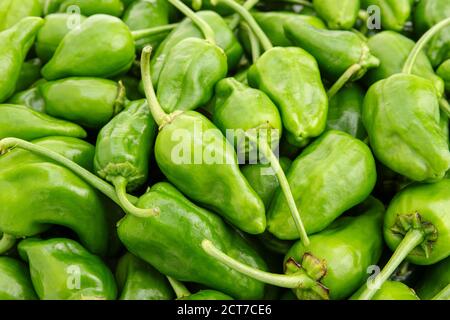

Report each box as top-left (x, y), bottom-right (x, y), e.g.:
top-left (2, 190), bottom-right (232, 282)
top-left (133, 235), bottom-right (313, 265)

top-left (361, 0), bottom-right (411, 31)
top-left (352, 281), bottom-right (420, 300)
top-left (0, 257), bottom-right (38, 300)
top-left (18, 238), bottom-right (117, 300)
top-left (167, 277), bottom-right (233, 300)
top-left (312, 0), bottom-right (360, 30)
top-left (0, 0), bottom-right (42, 31)
top-left (15, 58), bottom-right (43, 93)
top-left (8, 87), bottom-right (46, 113)
top-left (44, 0), bottom-right (124, 16)
top-left (115, 252), bottom-right (174, 300)
top-left (437, 60), bottom-right (450, 94)
top-left (415, 257), bottom-right (450, 300)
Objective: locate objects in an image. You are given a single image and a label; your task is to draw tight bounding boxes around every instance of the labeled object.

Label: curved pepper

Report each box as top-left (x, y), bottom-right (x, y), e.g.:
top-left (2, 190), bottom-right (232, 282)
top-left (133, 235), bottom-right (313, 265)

top-left (353, 281), bottom-right (419, 300)
top-left (41, 14), bottom-right (135, 80)
top-left (0, 0), bottom-right (42, 31)
top-left (39, 77), bottom-right (126, 129)
top-left (115, 252), bottom-right (174, 300)
top-left (361, 0), bottom-right (411, 31)
top-left (437, 60), bottom-right (450, 94)
top-left (8, 87), bottom-right (46, 113)
top-left (415, 257), bottom-right (450, 300)
top-left (44, 0), bottom-right (124, 16)
top-left (0, 104), bottom-right (86, 140)
top-left (0, 17), bottom-right (44, 102)
top-left (15, 58), bottom-right (43, 93)
top-left (268, 130), bottom-right (377, 240)
top-left (18, 238), bottom-right (117, 300)
top-left (0, 257), bottom-right (37, 300)
top-left (312, 0), bottom-right (360, 30)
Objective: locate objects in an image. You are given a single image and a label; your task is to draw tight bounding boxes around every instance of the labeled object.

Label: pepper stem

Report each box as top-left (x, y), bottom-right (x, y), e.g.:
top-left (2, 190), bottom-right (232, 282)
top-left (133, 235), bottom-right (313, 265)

top-left (167, 277), bottom-right (191, 299)
top-left (432, 283), bottom-right (450, 300)
top-left (439, 98), bottom-right (450, 118)
top-left (168, 0), bottom-right (216, 44)
top-left (131, 24), bottom-right (179, 41)
top-left (241, 22), bottom-right (261, 63)
top-left (0, 138), bottom-right (159, 218)
top-left (403, 17), bottom-right (450, 75)
top-left (0, 233), bottom-right (16, 254)
top-left (228, 0), bottom-right (261, 30)
top-left (356, 229), bottom-right (424, 300)
top-left (211, 0), bottom-right (273, 52)
top-left (327, 64), bottom-right (362, 99)
top-left (201, 240), bottom-right (313, 289)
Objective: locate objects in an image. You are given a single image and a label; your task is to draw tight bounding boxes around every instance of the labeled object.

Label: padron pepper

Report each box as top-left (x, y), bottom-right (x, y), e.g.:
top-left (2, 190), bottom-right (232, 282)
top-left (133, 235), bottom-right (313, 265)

top-left (0, 17), bottom-right (44, 103)
top-left (202, 197), bottom-right (384, 300)
top-left (352, 281), bottom-right (420, 300)
top-left (0, 0), bottom-right (42, 31)
top-left (312, 0), bottom-right (360, 30)
top-left (415, 257), bottom-right (450, 300)
top-left (361, 0), bottom-right (411, 31)
top-left (44, 0), bottom-right (124, 17)
top-left (15, 58), bottom-right (43, 93)
top-left (437, 59), bottom-right (450, 94)
top-left (8, 86), bottom-right (46, 113)
top-left (18, 238), bottom-right (117, 300)
top-left (167, 277), bottom-right (233, 300)
top-left (0, 257), bottom-right (37, 300)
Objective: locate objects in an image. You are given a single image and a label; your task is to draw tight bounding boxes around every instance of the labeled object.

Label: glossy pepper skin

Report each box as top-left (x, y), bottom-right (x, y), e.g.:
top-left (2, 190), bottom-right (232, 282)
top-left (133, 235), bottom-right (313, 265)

top-left (0, 257), bottom-right (38, 300)
top-left (8, 86), bottom-right (46, 113)
top-left (157, 37), bottom-right (228, 113)
top-left (15, 58), bottom-right (43, 93)
top-left (36, 13), bottom-right (87, 63)
top-left (353, 281), bottom-right (419, 300)
top-left (313, 0), bottom-right (360, 30)
top-left (361, 0), bottom-right (411, 31)
top-left (0, 104), bottom-right (86, 140)
top-left (39, 78), bottom-right (126, 129)
top-left (42, 14), bottom-right (135, 80)
top-left (94, 99), bottom-right (157, 192)
top-left (362, 74), bottom-right (450, 182)
top-left (0, 0), bottom-right (42, 31)
top-left (181, 290), bottom-right (233, 300)
top-left (117, 182), bottom-right (267, 300)
top-left (437, 59), bottom-right (450, 94)
top-left (285, 198), bottom-right (384, 300)
top-left (0, 137), bottom-right (113, 256)
top-left (247, 47), bottom-right (328, 147)
top-left (416, 257), bottom-right (450, 300)
top-left (44, 0), bottom-right (124, 16)
top-left (284, 19), bottom-right (379, 81)
top-left (364, 31), bottom-right (445, 97)
top-left (326, 83), bottom-right (367, 140)
top-left (115, 253), bottom-right (174, 300)
top-left (268, 130), bottom-right (377, 240)
top-left (18, 238), bottom-right (117, 300)
top-left (0, 17), bottom-right (44, 102)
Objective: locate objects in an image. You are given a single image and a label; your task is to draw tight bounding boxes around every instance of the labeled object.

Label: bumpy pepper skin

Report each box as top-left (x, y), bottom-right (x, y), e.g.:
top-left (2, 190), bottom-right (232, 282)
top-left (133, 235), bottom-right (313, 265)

top-left (18, 238), bottom-right (117, 300)
top-left (8, 87), bottom-right (46, 113)
top-left (56, 0), bottom-right (124, 17)
top-left (117, 182), bottom-right (267, 300)
top-left (181, 290), bottom-right (233, 300)
top-left (286, 198), bottom-right (384, 300)
top-left (0, 137), bottom-right (113, 256)
top-left (313, 0), bottom-right (360, 30)
top-left (41, 14), bottom-right (135, 80)
top-left (0, 257), bottom-right (38, 300)
top-left (154, 112), bottom-right (266, 234)
top-left (36, 13), bottom-right (87, 63)
top-left (151, 11), bottom-right (243, 85)
top-left (15, 58), bottom-right (43, 93)
top-left (115, 253), bottom-right (174, 300)
top-left (437, 60), bottom-right (450, 94)
top-left (268, 130), bottom-right (377, 240)
top-left (353, 281), bottom-right (419, 300)
top-left (361, 0), bottom-right (411, 31)
top-left (94, 99), bottom-right (157, 191)
top-left (0, 104), bottom-right (86, 140)
top-left (0, 17), bottom-right (44, 102)
top-left (39, 78), bottom-right (125, 129)
top-left (362, 74), bottom-right (450, 182)
top-left (416, 257), bottom-right (450, 300)
top-left (364, 31), bottom-right (445, 97)
top-left (157, 38), bottom-right (228, 113)
top-left (284, 19), bottom-right (379, 81)
top-left (0, 0), bottom-right (42, 31)
top-left (247, 47), bottom-right (328, 147)
top-left (326, 83), bottom-right (367, 140)
top-left (384, 180), bottom-right (450, 266)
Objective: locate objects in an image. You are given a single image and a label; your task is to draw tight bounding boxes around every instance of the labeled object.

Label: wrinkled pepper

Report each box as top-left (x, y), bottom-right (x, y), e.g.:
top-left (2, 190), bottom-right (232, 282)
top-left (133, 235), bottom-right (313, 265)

top-left (0, 257), bottom-right (37, 300)
top-left (312, 0), bottom-right (360, 30)
top-left (361, 0), bottom-right (411, 31)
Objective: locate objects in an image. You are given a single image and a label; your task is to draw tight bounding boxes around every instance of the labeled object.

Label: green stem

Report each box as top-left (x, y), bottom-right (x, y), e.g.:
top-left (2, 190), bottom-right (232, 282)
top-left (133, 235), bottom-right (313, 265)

top-left (327, 64), bottom-right (362, 99)
top-left (0, 138), bottom-right (159, 218)
top-left (131, 24), bottom-right (178, 41)
top-left (432, 283), bottom-right (450, 300)
top-left (403, 17), bottom-right (450, 74)
top-left (0, 233), bottom-right (16, 254)
top-left (357, 229), bottom-right (424, 300)
top-left (241, 22), bottom-right (260, 63)
top-left (167, 277), bottom-right (191, 299)
top-left (439, 99), bottom-right (450, 118)
top-left (212, 0), bottom-right (273, 52)
top-left (168, 0), bottom-right (216, 44)
top-left (228, 0), bottom-right (260, 30)
top-left (201, 240), bottom-right (314, 288)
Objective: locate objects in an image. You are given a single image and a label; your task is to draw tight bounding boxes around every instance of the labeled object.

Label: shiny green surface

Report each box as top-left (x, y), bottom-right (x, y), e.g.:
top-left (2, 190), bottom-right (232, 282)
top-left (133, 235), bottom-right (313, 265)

top-left (0, 257), bottom-right (37, 300)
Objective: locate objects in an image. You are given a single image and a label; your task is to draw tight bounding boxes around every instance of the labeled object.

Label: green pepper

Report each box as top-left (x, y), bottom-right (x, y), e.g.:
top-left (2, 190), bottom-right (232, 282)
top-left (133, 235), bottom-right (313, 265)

top-left (312, 0), bottom-right (360, 30)
top-left (15, 58), bottom-right (43, 93)
top-left (18, 238), bottom-right (117, 300)
top-left (44, 0), bottom-right (124, 16)
top-left (117, 182), bottom-right (267, 300)
top-left (94, 99), bottom-right (157, 217)
top-left (36, 13), bottom-right (87, 63)
top-left (268, 130), bottom-right (377, 240)
top-left (115, 252), bottom-right (174, 300)
top-left (0, 17), bottom-right (44, 103)
top-left (8, 87), bottom-right (46, 113)
top-left (0, 0), bottom-right (42, 31)
top-left (0, 104), bottom-right (86, 140)
top-left (38, 77), bottom-right (126, 129)
top-left (0, 257), bottom-right (38, 300)
top-left (415, 257), bottom-right (450, 300)
top-left (41, 14), bottom-right (135, 80)
top-left (437, 60), bottom-right (450, 94)
top-left (326, 83), bottom-right (367, 140)
top-left (0, 137), bottom-right (115, 256)
top-left (353, 281), bottom-right (420, 300)
top-left (364, 31), bottom-right (445, 97)
top-left (361, 0), bottom-right (411, 31)
top-left (167, 277), bottom-right (233, 300)
top-left (202, 197), bottom-right (384, 300)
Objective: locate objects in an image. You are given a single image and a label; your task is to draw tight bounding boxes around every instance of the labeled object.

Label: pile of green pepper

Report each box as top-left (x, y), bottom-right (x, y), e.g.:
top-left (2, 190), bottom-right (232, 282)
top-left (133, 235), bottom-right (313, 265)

top-left (0, 0), bottom-right (449, 301)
